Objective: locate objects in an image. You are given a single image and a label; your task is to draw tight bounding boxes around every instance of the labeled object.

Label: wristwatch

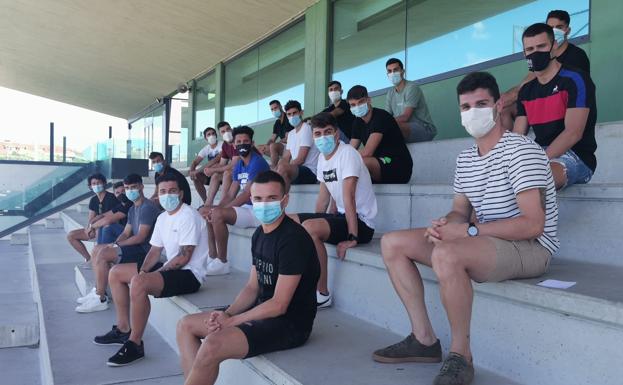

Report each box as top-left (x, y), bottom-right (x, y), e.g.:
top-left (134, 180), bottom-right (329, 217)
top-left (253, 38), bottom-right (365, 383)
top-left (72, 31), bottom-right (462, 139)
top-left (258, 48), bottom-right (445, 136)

top-left (347, 233), bottom-right (359, 242)
top-left (467, 222), bottom-right (479, 237)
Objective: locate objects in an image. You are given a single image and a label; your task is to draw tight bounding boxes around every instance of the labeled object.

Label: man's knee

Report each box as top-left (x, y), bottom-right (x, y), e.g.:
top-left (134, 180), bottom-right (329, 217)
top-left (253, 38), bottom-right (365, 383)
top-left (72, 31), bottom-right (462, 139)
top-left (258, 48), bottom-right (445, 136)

top-left (381, 232), bottom-right (402, 262)
top-left (176, 315), bottom-right (193, 337)
top-left (196, 334), bottom-right (227, 366)
top-left (301, 219), bottom-right (326, 240)
top-left (431, 243), bottom-right (462, 281)
top-left (129, 275), bottom-right (149, 298)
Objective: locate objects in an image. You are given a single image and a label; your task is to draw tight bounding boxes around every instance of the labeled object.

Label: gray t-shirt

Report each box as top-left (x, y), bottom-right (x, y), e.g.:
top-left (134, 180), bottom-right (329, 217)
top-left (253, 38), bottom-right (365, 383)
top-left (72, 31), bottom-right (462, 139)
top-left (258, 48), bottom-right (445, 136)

top-left (128, 198), bottom-right (162, 252)
top-left (386, 80), bottom-right (435, 129)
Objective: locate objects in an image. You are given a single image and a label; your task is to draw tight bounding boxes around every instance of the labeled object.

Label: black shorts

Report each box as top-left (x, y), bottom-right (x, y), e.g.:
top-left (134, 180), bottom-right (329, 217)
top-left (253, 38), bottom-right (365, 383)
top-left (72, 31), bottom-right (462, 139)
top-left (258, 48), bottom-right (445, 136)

top-left (118, 245), bottom-right (148, 265)
top-left (297, 213), bottom-right (374, 245)
top-left (237, 316), bottom-right (311, 358)
top-left (292, 166), bottom-right (318, 185)
top-left (157, 269), bottom-right (201, 298)
top-left (375, 156), bottom-right (412, 184)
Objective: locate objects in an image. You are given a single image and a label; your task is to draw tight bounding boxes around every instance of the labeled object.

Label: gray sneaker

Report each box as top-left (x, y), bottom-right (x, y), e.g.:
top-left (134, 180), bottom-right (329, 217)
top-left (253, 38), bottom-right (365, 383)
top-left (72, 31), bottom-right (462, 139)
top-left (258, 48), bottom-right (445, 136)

top-left (372, 333), bottom-right (442, 363)
top-left (433, 352), bottom-right (474, 385)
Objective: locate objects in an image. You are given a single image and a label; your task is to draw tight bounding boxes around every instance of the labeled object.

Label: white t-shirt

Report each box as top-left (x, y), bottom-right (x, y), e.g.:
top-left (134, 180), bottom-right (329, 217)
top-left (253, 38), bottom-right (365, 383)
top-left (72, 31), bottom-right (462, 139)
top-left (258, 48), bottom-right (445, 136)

top-left (149, 204), bottom-right (210, 282)
top-left (286, 122), bottom-right (319, 174)
top-left (198, 141), bottom-right (223, 161)
top-left (316, 142), bottom-right (377, 229)
top-left (454, 132), bottom-right (559, 254)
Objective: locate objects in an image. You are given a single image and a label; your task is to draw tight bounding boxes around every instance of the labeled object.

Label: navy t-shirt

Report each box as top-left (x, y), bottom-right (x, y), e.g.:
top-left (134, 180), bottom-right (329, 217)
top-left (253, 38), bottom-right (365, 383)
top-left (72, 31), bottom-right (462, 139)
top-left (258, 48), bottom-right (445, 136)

top-left (232, 152), bottom-right (270, 204)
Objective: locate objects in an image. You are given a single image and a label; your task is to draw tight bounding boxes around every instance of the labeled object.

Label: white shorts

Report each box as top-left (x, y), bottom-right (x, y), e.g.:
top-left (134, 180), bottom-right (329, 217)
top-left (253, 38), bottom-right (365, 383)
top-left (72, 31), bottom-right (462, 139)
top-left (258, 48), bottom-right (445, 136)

top-left (233, 205), bottom-right (261, 228)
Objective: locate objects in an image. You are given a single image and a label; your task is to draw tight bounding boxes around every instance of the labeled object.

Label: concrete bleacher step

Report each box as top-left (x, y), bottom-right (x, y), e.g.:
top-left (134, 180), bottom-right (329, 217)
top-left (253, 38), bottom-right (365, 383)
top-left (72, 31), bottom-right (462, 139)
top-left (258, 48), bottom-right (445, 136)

top-left (227, 227), bottom-right (623, 385)
top-left (28, 223), bottom-right (183, 385)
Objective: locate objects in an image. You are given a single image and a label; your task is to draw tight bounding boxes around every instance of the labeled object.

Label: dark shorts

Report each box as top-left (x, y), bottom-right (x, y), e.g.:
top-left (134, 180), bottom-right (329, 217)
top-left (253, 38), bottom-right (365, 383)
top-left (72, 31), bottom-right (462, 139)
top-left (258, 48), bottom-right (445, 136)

top-left (96, 223), bottom-right (124, 244)
top-left (297, 213), bottom-right (374, 245)
top-left (375, 156), bottom-right (412, 184)
top-left (237, 316), bottom-right (311, 358)
top-left (292, 166), bottom-right (318, 185)
top-left (156, 269), bottom-right (201, 298)
top-left (118, 245), bottom-right (149, 266)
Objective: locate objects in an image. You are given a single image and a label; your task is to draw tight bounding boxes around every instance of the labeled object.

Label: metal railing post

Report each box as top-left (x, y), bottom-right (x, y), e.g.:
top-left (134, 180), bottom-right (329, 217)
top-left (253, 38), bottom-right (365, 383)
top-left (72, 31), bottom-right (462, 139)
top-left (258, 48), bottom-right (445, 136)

top-left (49, 122), bottom-right (54, 162)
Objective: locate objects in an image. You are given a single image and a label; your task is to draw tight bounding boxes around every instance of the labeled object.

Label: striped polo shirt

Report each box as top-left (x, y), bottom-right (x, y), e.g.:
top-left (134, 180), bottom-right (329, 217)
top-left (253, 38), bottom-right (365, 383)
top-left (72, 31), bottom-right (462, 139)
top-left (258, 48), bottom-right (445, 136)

top-left (454, 132), bottom-right (559, 254)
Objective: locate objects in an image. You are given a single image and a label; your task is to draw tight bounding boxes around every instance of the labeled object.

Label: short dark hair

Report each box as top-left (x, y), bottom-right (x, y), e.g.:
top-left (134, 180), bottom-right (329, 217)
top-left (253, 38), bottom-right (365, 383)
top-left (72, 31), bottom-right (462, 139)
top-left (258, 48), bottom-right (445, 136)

top-left (328, 80), bottom-right (342, 88)
top-left (123, 173), bottom-right (143, 185)
top-left (232, 125), bottom-right (254, 141)
top-left (149, 151), bottom-right (164, 161)
top-left (456, 72), bottom-right (500, 102)
top-left (269, 99), bottom-right (281, 107)
top-left (346, 85), bottom-right (369, 100)
top-left (112, 181), bottom-right (124, 190)
top-left (203, 127), bottom-right (216, 137)
top-left (253, 170), bottom-right (286, 196)
top-left (385, 57), bottom-right (404, 69)
top-left (216, 121), bottom-right (230, 129)
top-left (88, 173), bottom-right (106, 186)
top-left (310, 112), bottom-right (338, 129)
top-left (547, 10), bottom-right (570, 25)
top-left (522, 22), bottom-right (554, 45)
top-left (284, 100), bottom-right (302, 112)
top-left (155, 173), bottom-right (179, 187)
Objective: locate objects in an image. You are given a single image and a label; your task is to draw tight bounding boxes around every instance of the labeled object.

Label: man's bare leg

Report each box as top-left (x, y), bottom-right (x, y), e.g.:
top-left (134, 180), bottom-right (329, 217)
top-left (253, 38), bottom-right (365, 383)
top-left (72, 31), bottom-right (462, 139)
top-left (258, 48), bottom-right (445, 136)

top-left (93, 246), bottom-right (119, 298)
top-left (177, 311), bottom-right (218, 377)
top-left (301, 219), bottom-right (331, 294)
top-left (269, 142), bottom-right (284, 169)
top-left (210, 208), bottom-right (237, 263)
top-left (362, 157), bottom-right (382, 182)
top-left (205, 172), bottom-right (223, 206)
top-left (192, 173), bottom-right (208, 202)
top-left (276, 161), bottom-right (299, 193)
top-left (128, 271), bottom-right (165, 344)
top-left (109, 263), bottom-right (137, 333)
top-left (67, 229), bottom-right (92, 261)
top-left (550, 162), bottom-right (567, 190)
top-left (221, 169), bottom-right (233, 198)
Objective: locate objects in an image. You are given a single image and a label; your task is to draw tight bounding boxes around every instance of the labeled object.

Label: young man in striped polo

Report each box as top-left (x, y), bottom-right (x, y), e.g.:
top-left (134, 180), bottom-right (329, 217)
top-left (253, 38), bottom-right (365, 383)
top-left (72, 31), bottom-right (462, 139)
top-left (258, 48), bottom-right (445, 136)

top-left (373, 72), bottom-right (559, 385)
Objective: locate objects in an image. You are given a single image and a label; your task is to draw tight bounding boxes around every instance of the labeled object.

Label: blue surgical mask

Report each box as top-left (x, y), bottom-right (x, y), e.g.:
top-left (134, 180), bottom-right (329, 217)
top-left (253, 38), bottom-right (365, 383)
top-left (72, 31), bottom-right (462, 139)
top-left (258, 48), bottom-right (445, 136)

top-left (92, 185), bottom-right (104, 194)
top-left (272, 110), bottom-right (281, 118)
top-left (154, 163), bottom-right (164, 173)
top-left (159, 193), bottom-right (180, 212)
top-left (350, 103), bottom-right (369, 118)
top-left (388, 71), bottom-right (402, 86)
top-left (288, 115), bottom-right (302, 127)
top-left (252, 200), bottom-right (283, 224)
top-left (314, 135), bottom-right (337, 155)
top-left (553, 28), bottom-right (566, 45)
top-left (126, 189), bottom-right (140, 202)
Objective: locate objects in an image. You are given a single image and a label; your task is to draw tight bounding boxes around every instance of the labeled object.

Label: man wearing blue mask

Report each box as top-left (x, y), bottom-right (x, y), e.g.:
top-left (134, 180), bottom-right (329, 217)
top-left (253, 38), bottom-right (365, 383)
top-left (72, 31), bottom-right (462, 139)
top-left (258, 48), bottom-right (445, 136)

top-left (291, 112), bottom-right (377, 308)
top-left (148, 151), bottom-right (192, 205)
top-left (257, 100), bottom-right (292, 169)
top-left (322, 80), bottom-right (355, 140)
top-left (95, 173), bottom-right (209, 367)
top-left (177, 171), bottom-right (320, 385)
top-left (76, 174), bottom-right (161, 313)
top-left (199, 126), bottom-right (270, 276)
top-left (374, 72), bottom-right (558, 385)
top-left (348, 85), bottom-right (413, 184)
top-left (276, 99), bottom-right (320, 191)
top-left (385, 58), bottom-right (437, 143)
top-left (513, 23), bottom-right (597, 190)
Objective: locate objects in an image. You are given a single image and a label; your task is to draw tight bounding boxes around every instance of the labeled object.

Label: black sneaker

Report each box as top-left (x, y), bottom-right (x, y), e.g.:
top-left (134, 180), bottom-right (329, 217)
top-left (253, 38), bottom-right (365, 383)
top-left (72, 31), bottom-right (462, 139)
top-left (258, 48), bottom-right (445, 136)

top-left (433, 352), bottom-right (474, 385)
top-left (372, 333), bottom-right (442, 363)
top-left (93, 325), bottom-right (130, 345)
top-left (107, 340), bottom-right (144, 367)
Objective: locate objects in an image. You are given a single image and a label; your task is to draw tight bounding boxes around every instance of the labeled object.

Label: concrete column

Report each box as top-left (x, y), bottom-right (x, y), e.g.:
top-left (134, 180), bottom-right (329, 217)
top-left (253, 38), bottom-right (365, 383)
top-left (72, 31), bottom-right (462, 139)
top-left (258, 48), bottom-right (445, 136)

top-left (304, 0), bottom-right (330, 114)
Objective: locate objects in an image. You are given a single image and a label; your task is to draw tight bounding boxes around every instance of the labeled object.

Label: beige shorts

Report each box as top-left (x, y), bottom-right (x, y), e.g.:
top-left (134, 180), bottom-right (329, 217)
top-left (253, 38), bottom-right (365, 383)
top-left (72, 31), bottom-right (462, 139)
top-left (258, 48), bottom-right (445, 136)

top-left (485, 238), bottom-right (552, 282)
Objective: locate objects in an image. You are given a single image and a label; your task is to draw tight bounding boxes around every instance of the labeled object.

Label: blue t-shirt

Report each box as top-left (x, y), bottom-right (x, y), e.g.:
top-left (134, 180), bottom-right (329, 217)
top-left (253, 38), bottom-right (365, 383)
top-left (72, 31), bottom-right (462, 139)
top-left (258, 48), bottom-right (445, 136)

top-left (232, 152), bottom-right (270, 203)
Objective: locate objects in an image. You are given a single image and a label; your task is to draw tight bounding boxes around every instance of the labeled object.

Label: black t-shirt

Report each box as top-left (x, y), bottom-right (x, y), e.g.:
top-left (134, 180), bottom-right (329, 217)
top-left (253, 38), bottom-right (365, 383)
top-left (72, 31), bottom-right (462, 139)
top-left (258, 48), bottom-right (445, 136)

top-left (323, 99), bottom-right (355, 139)
top-left (251, 215), bottom-right (320, 332)
top-left (272, 117), bottom-right (293, 140)
top-left (155, 166), bottom-right (192, 205)
top-left (111, 197), bottom-right (133, 226)
top-left (88, 191), bottom-right (119, 215)
top-left (351, 107), bottom-right (413, 163)
top-left (556, 43), bottom-right (590, 74)
top-left (517, 65), bottom-right (597, 171)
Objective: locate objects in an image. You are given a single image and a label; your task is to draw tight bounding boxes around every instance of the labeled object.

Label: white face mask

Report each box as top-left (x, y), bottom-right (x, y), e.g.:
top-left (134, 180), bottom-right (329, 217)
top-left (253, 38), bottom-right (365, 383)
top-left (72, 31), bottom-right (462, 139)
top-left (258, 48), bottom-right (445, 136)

top-left (460, 107), bottom-right (496, 139)
top-left (207, 135), bottom-right (217, 145)
top-left (223, 131), bottom-right (233, 143)
top-left (328, 90), bottom-right (341, 103)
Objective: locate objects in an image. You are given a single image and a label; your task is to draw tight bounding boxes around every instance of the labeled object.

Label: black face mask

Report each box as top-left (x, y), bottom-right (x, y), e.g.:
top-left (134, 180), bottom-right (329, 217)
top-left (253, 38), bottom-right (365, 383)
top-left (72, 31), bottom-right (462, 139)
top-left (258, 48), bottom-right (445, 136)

top-left (526, 50), bottom-right (552, 72)
top-left (236, 143), bottom-right (252, 157)
top-left (117, 194), bottom-right (131, 206)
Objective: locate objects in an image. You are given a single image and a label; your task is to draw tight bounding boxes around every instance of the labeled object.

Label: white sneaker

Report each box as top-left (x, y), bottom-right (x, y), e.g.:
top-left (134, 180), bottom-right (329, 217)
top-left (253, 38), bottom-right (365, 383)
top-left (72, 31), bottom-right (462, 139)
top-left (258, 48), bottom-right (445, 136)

top-left (205, 259), bottom-right (230, 276)
top-left (75, 295), bottom-right (108, 313)
top-left (207, 257), bottom-right (218, 267)
top-left (317, 291), bottom-right (332, 309)
top-left (76, 288), bottom-right (97, 304)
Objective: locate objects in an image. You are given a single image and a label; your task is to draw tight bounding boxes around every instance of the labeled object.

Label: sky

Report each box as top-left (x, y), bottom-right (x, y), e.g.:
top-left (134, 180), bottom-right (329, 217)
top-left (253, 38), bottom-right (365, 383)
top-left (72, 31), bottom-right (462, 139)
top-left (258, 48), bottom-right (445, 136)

top-left (0, 86), bottom-right (128, 151)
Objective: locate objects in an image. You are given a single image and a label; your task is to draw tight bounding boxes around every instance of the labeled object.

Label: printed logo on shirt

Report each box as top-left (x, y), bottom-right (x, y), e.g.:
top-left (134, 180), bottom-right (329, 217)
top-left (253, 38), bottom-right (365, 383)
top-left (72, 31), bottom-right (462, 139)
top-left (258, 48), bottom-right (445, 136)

top-left (255, 258), bottom-right (275, 286)
top-left (552, 85), bottom-right (559, 94)
top-left (238, 172), bottom-right (249, 188)
top-left (323, 169), bottom-right (338, 183)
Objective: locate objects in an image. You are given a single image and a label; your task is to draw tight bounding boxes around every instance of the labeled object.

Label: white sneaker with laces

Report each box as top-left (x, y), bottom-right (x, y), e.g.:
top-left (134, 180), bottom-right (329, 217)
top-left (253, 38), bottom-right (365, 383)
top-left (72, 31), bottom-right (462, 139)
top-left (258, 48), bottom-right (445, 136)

top-left (207, 257), bottom-right (217, 267)
top-left (75, 295), bottom-right (108, 313)
top-left (205, 259), bottom-right (230, 276)
top-left (76, 288), bottom-right (98, 304)
top-left (316, 291), bottom-right (332, 309)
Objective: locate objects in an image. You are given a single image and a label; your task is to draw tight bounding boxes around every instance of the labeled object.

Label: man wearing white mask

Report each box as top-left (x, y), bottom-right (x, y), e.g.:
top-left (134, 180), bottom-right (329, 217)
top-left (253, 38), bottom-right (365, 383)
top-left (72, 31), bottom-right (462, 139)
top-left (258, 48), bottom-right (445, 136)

top-left (373, 72), bottom-right (558, 385)
top-left (202, 121), bottom-right (237, 205)
top-left (95, 173), bottom-right (208, 367)
top-left (257, 100), bottom-right (292, 169)
top-left (385, 58), bottom-right (437, 143)
top-left (322, 80), bottom-right (355, 140)
top-left (189, 127), bottom-right (223, 203)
